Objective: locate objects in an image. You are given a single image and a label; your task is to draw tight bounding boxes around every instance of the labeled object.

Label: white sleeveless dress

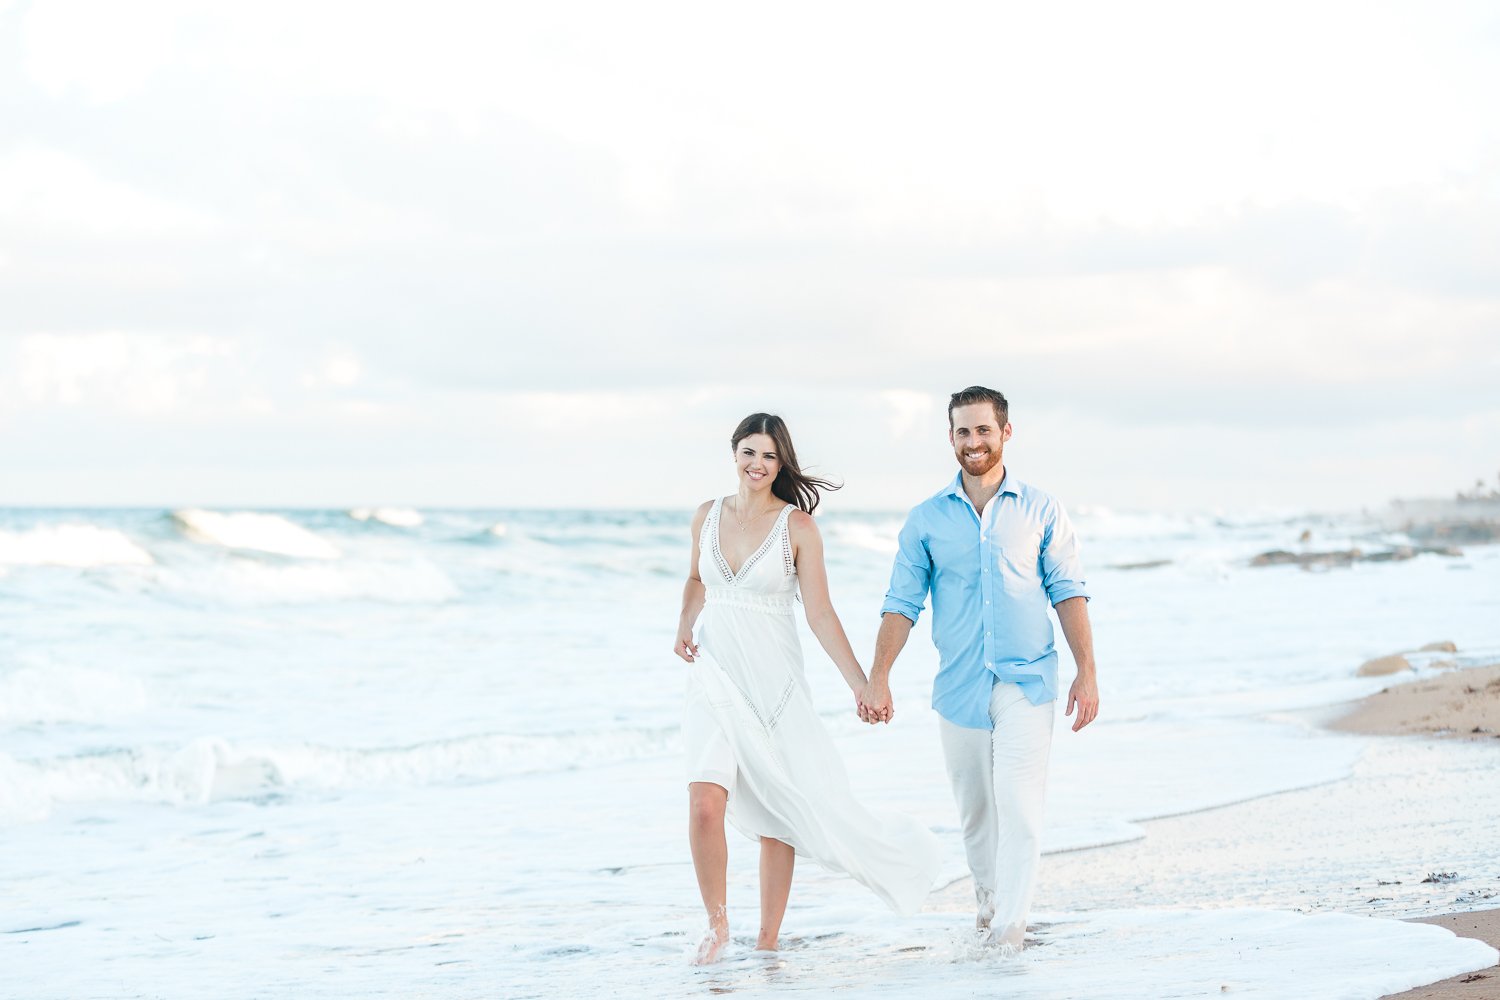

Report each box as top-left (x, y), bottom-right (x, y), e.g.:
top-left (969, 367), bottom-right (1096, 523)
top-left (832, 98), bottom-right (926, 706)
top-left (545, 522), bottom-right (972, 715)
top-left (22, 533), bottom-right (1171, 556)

top-left (683, 497), bottom-right (941, 915)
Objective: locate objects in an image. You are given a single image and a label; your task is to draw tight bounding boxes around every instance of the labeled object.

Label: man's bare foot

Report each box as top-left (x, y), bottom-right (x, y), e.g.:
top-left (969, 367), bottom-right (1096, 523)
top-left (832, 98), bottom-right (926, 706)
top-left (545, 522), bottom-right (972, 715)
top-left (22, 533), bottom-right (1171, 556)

top-left (692, 921), bottom-right (730, 965)
top-left (975, 891), bottom-right (995, 934)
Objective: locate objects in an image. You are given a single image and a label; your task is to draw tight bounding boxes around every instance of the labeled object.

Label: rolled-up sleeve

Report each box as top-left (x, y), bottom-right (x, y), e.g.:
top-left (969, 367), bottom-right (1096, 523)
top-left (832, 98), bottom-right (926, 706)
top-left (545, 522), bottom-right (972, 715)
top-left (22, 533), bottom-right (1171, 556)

top-left (1040, 501), bottom-right (1090, 606)
top-left (880, 510), bottom-right (932, 624)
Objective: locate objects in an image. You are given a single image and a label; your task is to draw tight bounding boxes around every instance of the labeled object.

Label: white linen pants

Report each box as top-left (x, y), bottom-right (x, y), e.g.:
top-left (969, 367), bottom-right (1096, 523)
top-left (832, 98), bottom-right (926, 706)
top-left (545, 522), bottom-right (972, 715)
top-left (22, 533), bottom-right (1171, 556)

top-left (938, 680), bottom-right (1054, 948)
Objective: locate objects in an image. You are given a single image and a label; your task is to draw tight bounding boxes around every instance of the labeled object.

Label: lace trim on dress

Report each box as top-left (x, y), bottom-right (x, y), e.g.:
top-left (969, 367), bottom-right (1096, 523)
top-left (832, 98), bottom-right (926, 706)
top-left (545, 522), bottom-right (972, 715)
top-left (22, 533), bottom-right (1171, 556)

top-left (706, 498), bottom-right (735, 584)
top-left (712, 499), bottom-right (793, 584)
top-left (735, 678), bottom-right (797, 733)
top-left (780, 505), bottom-right (796, 577)
top-left (703, 587), bottom-right (796, 615)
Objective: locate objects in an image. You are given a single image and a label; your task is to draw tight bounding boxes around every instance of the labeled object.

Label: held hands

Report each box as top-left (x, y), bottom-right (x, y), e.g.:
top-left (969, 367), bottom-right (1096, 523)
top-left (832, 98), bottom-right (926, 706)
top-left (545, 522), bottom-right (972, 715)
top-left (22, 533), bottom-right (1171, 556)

top-left (856, 678), bottom-right (893, 725)
top-left (674, 630), bottom-right (700, 663)
top-left (1066, 673), bottom-right (1099, 732)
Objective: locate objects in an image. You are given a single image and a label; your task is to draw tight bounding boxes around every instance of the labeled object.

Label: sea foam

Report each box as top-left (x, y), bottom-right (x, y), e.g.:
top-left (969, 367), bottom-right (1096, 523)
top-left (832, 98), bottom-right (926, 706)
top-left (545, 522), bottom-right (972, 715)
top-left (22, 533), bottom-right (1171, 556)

top-left (153, 556), bottom-right (459, 605)
top-left (172, 509), bottom-right (341, 559)
top-left (0, 664), bottom-right (148, 726)
top-left (0, 726), bottom-right (682, 823)
top-left (0, 525), bottom-right (153, 567)
top-left (349, 507), bottom-right (425, 528)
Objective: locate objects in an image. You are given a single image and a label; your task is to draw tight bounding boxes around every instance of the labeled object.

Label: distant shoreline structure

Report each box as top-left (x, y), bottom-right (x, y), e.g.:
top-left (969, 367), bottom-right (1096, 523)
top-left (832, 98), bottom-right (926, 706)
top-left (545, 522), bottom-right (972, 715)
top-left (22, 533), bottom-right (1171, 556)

top-left (1384, 468), bottom-right (1500, 544)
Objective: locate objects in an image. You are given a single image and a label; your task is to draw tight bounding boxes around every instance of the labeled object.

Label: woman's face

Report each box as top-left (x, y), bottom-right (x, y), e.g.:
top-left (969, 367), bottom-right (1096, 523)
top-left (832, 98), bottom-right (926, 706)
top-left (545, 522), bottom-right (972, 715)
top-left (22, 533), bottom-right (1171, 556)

top-left (733, 433), bottom-right (781, 493)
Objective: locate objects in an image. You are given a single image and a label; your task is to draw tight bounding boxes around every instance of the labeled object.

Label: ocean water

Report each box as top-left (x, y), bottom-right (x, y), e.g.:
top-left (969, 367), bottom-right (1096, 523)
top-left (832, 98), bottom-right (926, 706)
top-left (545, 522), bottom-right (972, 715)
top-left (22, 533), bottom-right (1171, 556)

top-left (1, 504), bottom-right (1497, 998)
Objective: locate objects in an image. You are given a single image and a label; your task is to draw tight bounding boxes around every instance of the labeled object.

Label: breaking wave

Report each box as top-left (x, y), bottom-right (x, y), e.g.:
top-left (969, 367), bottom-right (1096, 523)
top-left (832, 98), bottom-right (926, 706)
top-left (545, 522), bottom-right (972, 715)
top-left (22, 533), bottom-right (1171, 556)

top-left (0, 725), bottom-right (680, 823)
top-left (0, 525), bottom-right (153, 568)
top-left (349, 507), bottom-right (424, 528)
top-left (172, 510), bottom-right (341, 560)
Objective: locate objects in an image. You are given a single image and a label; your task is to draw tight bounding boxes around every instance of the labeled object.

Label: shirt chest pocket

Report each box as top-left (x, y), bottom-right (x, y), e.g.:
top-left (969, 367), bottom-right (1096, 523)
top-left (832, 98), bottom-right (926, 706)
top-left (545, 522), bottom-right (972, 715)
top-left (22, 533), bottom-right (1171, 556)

top-left (993, 527), bottom-right (1043, 593)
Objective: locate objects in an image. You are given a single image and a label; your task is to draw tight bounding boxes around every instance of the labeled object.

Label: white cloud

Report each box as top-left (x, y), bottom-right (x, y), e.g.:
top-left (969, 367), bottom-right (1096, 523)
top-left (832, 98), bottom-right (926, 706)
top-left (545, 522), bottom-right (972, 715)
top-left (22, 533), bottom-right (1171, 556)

top-left (1, 1), bottom-right (1497, 508)
top-left (0, 143), bottom-right (219, 237)
top-left (7, 332), bottom-right (236, 413)
top-left (880, 390), bottom-right (938, 439)
top-left (20, 0), bottom-right (188, 103)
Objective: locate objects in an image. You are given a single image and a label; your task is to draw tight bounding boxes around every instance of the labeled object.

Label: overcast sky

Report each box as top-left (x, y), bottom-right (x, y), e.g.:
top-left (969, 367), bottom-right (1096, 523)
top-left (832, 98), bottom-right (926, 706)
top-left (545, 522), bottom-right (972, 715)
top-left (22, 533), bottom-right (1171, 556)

top-left (2, 0), bottom-right (1497, 512)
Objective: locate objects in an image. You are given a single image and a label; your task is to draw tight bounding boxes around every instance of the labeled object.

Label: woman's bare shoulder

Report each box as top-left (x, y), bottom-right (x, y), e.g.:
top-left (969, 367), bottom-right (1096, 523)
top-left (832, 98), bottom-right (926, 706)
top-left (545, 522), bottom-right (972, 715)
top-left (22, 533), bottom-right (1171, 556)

top-left (787, 509), bottom-right (818, 536)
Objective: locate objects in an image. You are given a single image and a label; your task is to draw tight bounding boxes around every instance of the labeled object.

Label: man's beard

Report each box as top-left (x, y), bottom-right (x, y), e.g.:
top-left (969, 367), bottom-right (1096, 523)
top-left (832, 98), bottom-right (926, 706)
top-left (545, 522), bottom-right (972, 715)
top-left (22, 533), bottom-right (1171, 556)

top-left (956, 447), bottom-right (1002, 476)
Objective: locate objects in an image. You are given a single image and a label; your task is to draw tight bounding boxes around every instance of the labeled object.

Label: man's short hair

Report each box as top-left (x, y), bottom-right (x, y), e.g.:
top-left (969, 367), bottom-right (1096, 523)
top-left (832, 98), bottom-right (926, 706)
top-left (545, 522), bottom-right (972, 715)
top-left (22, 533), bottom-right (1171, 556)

top-left (948, 386), bottom-right (1009, 428)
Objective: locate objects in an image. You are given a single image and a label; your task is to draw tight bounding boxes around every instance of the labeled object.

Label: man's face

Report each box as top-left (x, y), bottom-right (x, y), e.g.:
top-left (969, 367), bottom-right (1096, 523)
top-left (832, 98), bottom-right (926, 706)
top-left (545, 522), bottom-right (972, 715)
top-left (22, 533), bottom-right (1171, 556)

top-left (948, 403), bottom-right (1011, 477)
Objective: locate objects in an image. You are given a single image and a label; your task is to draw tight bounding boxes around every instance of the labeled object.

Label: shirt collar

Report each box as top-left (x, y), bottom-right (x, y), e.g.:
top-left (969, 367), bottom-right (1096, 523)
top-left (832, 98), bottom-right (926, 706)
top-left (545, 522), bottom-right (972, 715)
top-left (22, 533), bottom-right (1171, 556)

top-left (943, 470), bottom-right (1020, 500)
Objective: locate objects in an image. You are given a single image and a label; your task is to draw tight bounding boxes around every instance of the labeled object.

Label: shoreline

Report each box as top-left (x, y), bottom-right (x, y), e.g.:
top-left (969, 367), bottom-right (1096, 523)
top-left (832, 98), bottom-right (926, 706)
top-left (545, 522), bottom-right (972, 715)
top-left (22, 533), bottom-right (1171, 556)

top-left (1384, 911), bottom-right (1500, 999)
top-left (927, 657), bottom-right (1500, 993)
top-left (1332, 660), bottom-right (1500, 996)
top-left (1330, 661), bottom-right (1500, 742)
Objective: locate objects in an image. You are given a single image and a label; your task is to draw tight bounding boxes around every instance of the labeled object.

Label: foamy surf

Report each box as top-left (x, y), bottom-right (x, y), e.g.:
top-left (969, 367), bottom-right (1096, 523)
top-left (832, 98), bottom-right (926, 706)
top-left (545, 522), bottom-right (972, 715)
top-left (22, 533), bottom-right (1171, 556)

top-left (348, 507), bottom-right (424, 528)
top-left (172, 509), bottom-right (341, 559)
top-left (0, 664), bottom-right (149, 726)
top-left (152, 555), bottom-right (459, 605)
top-left (0, 726), bottom-right (683, 823)
top-left (0, 525), bottom-right (153, 567)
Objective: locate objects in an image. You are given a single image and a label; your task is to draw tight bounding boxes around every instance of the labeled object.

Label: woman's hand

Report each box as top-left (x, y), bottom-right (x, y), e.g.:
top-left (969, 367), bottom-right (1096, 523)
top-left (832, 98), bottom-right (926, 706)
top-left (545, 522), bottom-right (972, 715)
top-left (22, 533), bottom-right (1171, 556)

top-left (858, 678), bottom-right (893, 724)
top-left (674, 630), bottom-right (700, 663)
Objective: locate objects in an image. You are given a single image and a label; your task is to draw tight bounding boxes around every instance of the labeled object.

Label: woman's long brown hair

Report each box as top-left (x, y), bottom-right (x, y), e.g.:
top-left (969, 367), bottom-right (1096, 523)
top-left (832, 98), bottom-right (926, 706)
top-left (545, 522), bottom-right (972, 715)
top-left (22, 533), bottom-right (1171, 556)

top-left (730, 413), bottom-right (840, 514)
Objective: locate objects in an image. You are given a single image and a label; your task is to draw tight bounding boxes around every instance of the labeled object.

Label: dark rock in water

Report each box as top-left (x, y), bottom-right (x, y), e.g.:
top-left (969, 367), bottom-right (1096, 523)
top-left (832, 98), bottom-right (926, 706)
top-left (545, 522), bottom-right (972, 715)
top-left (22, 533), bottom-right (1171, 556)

top-left (1250, 546), bottom-right (1461, 569)
top-left (1251, 548), bottom-right (1362, 568)
top-left (1108, 559), bottom-right (1173, 571)
top-left (1406, 520), bottom-right (1500, 544)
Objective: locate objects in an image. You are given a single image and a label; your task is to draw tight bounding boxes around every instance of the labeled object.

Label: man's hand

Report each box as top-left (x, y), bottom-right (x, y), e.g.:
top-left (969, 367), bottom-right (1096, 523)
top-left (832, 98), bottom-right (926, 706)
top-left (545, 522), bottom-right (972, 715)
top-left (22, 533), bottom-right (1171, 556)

top-left (1066, 673), bottom-right (1099, 732)
top-left (858, 678), bottom-right (894, 725)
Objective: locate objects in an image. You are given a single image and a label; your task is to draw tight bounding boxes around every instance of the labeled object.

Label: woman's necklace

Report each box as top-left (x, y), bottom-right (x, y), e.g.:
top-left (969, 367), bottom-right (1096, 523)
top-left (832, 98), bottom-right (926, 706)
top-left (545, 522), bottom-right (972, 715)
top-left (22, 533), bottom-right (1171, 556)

top-left (732, 498), bottom-right (776, 531)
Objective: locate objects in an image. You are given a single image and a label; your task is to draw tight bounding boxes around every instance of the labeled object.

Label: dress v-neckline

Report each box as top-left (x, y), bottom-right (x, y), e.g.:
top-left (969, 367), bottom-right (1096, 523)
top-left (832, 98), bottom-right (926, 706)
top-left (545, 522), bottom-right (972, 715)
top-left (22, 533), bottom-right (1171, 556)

top-left (714, 497), bottom-right (788, 581)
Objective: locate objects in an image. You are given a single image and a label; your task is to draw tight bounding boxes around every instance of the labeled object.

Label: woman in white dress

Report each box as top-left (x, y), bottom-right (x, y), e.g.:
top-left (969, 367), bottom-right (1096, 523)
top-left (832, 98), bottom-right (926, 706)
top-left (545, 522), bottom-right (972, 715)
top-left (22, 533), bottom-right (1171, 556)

top-left (673, 413), bottom-right (941, 964)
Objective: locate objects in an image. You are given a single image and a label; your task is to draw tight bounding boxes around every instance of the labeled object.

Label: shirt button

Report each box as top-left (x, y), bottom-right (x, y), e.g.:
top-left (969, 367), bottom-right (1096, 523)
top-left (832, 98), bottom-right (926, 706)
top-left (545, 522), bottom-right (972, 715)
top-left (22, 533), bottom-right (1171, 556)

top-left (986, 631), bottom-right (991, 637)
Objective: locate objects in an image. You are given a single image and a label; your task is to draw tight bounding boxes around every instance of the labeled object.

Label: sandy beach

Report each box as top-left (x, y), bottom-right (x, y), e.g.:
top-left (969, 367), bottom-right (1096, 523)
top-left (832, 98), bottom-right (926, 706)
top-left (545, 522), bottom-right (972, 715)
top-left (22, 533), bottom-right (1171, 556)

top-left (1384, 911), bottom-right (1500, 999)
top-left (1330, 661), bottom-right (1500, 997)
top-left (923, 656), bottom-right (1500, 997)
top-left (1331, 662), bottom-right (1500, 742)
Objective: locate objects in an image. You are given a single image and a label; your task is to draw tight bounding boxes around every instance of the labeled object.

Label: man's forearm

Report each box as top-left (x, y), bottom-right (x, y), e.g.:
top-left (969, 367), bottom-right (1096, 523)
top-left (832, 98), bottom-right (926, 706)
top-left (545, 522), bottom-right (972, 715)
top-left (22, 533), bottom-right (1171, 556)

top-left (1054, 596), bottom-right (1095, 678)
top-left (870, 612), bottom-right (914, 681)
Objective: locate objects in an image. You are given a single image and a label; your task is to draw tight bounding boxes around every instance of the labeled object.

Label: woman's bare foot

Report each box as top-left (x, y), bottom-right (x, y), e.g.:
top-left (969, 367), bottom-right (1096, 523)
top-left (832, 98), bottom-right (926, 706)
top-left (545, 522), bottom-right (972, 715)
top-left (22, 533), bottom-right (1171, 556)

top-left (692, 924), bottom-right (729, 965)
top-left (754, 932), bottom-right (778, 952)
top-left (691, 907), bottom-right (730, 965)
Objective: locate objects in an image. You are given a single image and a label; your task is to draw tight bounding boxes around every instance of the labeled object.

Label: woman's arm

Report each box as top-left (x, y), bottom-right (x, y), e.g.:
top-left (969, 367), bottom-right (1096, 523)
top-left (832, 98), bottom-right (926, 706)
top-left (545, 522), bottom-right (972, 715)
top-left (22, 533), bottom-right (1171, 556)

top-left (674, 501), bottom-right (712, 662)
top-left (789, 511), bottom-right (868, 694)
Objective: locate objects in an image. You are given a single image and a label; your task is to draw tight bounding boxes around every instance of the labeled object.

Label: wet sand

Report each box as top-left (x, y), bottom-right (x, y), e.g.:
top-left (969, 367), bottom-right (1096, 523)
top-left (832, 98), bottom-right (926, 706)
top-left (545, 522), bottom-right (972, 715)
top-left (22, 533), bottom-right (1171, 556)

top-left (1331, 663), bottom-right (1500, 741)
top-left (1336, 663), bottom-right (1500, 995)
top-left (1382, 910), bottom-right (1500, 999)
top-left (927, 661), bottom-right (1500, 995)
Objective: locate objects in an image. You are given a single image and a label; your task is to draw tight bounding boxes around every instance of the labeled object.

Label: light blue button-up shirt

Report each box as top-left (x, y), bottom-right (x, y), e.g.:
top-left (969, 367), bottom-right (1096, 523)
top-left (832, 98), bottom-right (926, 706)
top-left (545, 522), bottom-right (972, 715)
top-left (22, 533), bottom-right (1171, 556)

top-left (880, 470), bottom-right (1090, 729)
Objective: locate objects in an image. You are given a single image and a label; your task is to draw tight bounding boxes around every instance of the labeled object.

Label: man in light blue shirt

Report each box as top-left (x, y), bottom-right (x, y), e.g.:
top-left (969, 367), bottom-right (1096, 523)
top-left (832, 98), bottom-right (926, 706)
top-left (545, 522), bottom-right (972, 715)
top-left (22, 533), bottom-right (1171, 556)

top-left (859, 385), bottom-right (1098, 952)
